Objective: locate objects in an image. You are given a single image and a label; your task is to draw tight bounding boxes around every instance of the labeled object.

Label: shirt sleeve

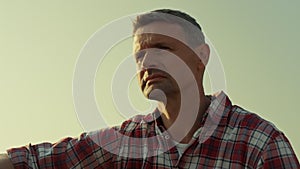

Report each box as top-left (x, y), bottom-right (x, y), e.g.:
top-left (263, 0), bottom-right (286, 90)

top-left (257, 133), bottom-right (300, 169)
top-left (7, 132), bottom-right (113, 169)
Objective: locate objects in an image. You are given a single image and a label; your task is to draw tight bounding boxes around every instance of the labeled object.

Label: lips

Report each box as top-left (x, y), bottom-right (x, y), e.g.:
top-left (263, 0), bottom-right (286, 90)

top-left (142, 72), bottom-right (167, 89)
top-left (145, 73), bottom-right (167, 82)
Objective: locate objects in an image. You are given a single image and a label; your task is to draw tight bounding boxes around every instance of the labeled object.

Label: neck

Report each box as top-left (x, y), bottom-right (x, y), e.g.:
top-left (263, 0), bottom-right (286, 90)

top-left (157, 87), bottom-right (210, 144)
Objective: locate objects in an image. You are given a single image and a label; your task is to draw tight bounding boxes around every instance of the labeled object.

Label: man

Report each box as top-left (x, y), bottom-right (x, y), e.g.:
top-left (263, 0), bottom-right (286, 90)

top-left (1, 9), bottom-right (299, 168)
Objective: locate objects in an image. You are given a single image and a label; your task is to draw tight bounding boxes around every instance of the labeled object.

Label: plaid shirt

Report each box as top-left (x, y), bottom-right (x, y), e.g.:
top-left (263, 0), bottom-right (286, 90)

top-left (8, 91), bottom-right (300, 168)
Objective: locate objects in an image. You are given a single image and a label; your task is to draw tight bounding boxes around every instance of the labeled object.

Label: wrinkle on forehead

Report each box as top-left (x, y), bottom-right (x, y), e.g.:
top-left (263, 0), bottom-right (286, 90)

top-left (133, 22), bottom-right (188, 52)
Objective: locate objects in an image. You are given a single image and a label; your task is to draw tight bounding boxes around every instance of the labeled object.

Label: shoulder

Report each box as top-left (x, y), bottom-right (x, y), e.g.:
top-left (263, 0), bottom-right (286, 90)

top-left (87, 112), bottom-right (157, 144)
top-left (224, 105), bottom-right (286, 151)
top-left (115, 113), bottom-right (156, 137)
top-left (228, 105), bottom-right (281, 136)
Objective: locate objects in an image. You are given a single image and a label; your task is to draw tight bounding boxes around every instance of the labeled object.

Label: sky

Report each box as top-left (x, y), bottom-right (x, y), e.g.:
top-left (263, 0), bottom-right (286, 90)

top-left (0, 1), bottom-right (299, 158)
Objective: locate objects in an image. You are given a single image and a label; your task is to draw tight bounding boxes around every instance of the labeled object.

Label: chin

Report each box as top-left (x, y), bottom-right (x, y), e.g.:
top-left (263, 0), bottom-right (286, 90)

top-left (143, 85), bottom-right (174, 103)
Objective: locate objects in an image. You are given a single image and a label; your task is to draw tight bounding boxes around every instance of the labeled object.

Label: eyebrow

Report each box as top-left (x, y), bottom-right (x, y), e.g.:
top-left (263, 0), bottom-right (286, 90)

top-left (152, 42), bottom-right (168, 47)
top-left (133, 34), bottom-right (176, 52)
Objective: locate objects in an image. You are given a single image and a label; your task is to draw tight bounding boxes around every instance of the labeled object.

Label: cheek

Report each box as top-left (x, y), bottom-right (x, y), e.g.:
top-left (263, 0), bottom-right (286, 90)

top-left (137, 73), bottom-right (142, 83)
top-left (137, 70), bottom-right (146, 87)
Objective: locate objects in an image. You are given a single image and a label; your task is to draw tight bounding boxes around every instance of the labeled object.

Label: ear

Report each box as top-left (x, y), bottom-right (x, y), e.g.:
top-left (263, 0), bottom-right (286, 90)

top-left (194, 43), bottom-right (210, 66)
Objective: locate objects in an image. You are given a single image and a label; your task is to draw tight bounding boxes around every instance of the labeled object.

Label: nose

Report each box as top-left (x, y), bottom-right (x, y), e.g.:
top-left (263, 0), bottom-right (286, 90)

top-left (137, 49), bottom-right (160, 71)
top-left (141, 51), bottom-right (153, 70)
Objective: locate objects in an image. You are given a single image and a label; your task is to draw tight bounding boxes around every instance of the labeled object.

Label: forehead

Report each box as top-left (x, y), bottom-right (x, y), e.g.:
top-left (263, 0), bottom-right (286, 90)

top-left (133, 22), bottom-right (187, 48)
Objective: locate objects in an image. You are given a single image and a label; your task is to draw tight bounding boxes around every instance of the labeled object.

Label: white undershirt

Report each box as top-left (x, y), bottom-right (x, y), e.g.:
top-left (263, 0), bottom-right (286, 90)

top-left (173, 141), bottom-right (188, 156)
top-left (156, 127), bottom-right (189, 156)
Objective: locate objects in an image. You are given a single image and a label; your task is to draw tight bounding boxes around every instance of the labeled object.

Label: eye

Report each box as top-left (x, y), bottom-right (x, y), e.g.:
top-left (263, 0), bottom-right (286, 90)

top-left (156, 44), bottom-right (171, 50)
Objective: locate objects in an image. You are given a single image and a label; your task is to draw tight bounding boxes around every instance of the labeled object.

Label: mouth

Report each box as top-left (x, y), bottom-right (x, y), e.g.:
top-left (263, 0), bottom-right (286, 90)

top-left (145, 74), bottom-right (167, 83)
top-left (141, 72), bottom-right (167, 89)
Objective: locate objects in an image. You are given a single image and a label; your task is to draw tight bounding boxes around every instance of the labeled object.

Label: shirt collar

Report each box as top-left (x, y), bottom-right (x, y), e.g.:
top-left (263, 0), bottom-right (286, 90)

top-left (147, 91), bottom-right (232, 137)
top-left (194, 91), bottom-right (232, 141)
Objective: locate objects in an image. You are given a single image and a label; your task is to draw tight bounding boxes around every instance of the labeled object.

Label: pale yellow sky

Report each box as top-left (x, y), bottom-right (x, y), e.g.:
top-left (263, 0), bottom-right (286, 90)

top-left (0, 1), bottom-right (299, 158)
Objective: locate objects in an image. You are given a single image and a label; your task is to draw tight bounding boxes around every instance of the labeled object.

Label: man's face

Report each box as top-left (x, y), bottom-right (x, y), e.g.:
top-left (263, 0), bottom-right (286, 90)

top-left (133, 21), bottom-right (203, 100)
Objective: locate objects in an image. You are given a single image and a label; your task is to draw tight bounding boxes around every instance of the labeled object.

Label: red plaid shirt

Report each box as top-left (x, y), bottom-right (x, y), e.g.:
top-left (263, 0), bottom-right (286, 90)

top-left (8, 92), bottom-right (300, 168)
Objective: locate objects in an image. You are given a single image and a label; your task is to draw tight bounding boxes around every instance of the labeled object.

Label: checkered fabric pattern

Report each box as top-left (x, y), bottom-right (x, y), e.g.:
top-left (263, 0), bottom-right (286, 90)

top-left (7, 92), bottom-right (300, 168)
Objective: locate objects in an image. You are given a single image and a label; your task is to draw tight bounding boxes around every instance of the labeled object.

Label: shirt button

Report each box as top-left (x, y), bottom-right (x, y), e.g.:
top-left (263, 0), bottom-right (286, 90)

top-left (165, 135), bottom-right (170, 139)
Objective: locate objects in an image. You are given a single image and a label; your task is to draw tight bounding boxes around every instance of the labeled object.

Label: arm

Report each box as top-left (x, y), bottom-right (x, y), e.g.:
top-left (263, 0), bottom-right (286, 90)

top-left (6, 131), bottom-right (115, 168)
top-left (258, 133), bottom-right (300, 168)
top-left (0, 154), bottom-right (14, 169)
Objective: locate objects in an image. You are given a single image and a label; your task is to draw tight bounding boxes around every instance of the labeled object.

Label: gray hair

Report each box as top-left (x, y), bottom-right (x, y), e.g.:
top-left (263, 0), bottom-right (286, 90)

top-left (133, 9), bottom-right (205, 47)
